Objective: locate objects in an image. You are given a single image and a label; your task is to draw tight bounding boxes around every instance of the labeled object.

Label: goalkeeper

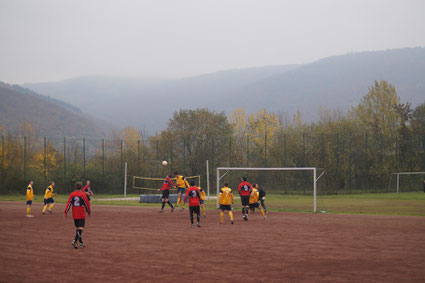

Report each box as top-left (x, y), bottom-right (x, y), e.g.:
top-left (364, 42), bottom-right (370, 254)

top-left (174, 171), bottom-right (189, 211)
top-left (256, 183), bottom-right (267, 214)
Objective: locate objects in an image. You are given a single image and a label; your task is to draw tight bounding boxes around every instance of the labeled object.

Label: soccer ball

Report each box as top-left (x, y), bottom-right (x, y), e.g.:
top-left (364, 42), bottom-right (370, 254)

top-left (162, 161), bottom-right (168, 166)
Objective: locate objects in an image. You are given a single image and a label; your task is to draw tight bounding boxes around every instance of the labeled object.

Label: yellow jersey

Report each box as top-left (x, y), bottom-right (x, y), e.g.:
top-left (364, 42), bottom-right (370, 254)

top-left (44, 185), bottom-right (55, 199)
top-left (199, 187), bottom-right (206, 201)
top-left (26, 185), bottom-right (34, 201)
top-left (175, 175), bottom-right (189, 188)
top-left (219, 187), bottom-right (234, 205)
top-left (249, 188), bottom-right (259, 204)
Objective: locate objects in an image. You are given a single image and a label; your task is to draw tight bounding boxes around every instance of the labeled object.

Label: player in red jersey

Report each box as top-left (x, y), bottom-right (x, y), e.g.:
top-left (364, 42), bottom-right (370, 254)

top-left (82, 180), bottom-right (94, 201)
top-left (65, 182), bottom-right (91, 249)
top-left (238, 176), bottom-right (252, 221)
top-left (184, 181), bottom-right (201, 228)
top-left (158, 175), bottom-right (176, 213)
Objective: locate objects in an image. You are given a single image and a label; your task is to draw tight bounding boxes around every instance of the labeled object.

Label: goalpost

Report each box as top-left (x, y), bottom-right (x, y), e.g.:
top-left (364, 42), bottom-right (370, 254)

top-left (390, 172), bottom-right (425, 193)
top-left (216, 167), bottom-right (324, 213)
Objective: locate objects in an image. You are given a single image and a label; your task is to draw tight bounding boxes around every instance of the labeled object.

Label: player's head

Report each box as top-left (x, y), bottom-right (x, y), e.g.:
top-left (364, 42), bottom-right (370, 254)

top-left (75, 182), bottom-right (83, 191)
top-left (29, 180), bottom-right (33, 185)
top-left (253, 183), bottom-right (257, 188)
top-left (167, 174), bottom-right (172, 178)
top-left (190, 180), bottom-right (195, 186)
top-left (224, 182), bottom-right (228, 187)
top-left (50, 181), bottom-right (55, 186)
top-left (86, 180), bottom-right (90, 185)
top-left (174, 171), bottom-right (179, 176)
top-left (242, 176), bottom-right (247, 182)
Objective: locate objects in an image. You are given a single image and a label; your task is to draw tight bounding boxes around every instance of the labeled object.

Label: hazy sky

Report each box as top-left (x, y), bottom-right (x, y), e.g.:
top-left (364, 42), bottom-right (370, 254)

top-left (1, 0), bottom-right (424, 84)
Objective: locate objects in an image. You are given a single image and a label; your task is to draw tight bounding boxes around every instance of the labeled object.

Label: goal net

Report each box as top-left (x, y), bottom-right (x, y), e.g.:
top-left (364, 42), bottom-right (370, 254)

top-left (133, 175), bottom-right (201, 194)
top-left (216, 167), bottom-right (324, 213)
top-left (388, 172), bottom-right (425, 193)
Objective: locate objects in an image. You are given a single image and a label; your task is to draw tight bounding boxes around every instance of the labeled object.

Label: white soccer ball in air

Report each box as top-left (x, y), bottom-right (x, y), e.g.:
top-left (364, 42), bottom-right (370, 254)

top-left (162, 161), bottom-right (168, 166)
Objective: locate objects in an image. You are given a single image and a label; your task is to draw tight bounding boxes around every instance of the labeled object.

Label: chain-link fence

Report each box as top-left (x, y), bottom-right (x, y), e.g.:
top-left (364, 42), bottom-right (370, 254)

top-left (1, 133), bottom-right (424, 195)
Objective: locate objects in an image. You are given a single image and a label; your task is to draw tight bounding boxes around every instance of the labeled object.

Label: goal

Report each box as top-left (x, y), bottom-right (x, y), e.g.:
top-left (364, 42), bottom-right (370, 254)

top-left (133, 175), bottom-right (201, 192)
top-left (216, 167), bottom-right (324, 213)
top-left (389, 172), bottom-right (425, 193)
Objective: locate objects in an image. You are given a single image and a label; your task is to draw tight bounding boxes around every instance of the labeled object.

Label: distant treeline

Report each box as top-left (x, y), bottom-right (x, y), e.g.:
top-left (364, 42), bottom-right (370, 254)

top-left (1, 80), bottom-right (424, 195)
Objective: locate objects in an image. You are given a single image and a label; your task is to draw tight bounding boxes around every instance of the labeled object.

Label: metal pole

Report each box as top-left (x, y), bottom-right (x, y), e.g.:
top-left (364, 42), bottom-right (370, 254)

top-left (156, 140), bottom-right (159, 176)
top-left (83, 138), bottom-right (86, 179)
top-left (124, 161), bottom-right (127, 198)
top-left (283, 134), bottom-right (287, 167)
top-left (264, 130), bottom-right (267, 167)
top-left (302, 133), bottom-right (306, 166)
top-left (397, 173), bottom-right (400, 193)
top-left (64, 137), bottom-right (66, 191)
top-left (183, 138), bottom-right (186, 174)
top-left (206, 160), bottom-right (210, 198)
top-left (24, 136), bottom-right (27, 182)
top-left (335, 133), bottom-right (339, 174)
top-left (365, 133), bottom-right (368, 192)
top-left (349, 135), bottom-right (352, 193)
top-left (216, 167), bottom-right (219, 208)
top-left (380, 134), bottom-right (383, 192)
top-left (102, 139), bottom-right (105, 192)
top-left (120, 139), bottom-right (123, 186)
top-left (395, 135), bottom-right (398, 172)
top-left (246, 135), bottom-right (249, 167)
top-left (1, 136), bottom-right (4, 190)
top-left (229, 136), bottom-right (232, 167)
top-left (170, 140), bottom-right (173, 174)
top-left (313, 168), bottom-right (317, 213)
top-left (137, 140), bottom-right (140, 176)
top-left (44, 137), bottom-right (47, 188)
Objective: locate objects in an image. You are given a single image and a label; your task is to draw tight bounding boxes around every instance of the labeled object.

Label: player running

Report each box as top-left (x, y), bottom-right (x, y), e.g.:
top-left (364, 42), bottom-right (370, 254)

top-left (83, 180), bottom-right (94, 201)
top-left (249, 184), bottom-right (266, 219)
top-left (42, 182), bottom-right (56, 214)
top-left (158, 175), bottom-right (176, 213)
top-left (26, 181), bottom-right (35, 217)
top-left (65, 182), bottom-right (91, 249)
top-left (183, 181), bottom-right (201, 228)
top-left (174, 171), bottom-right (189, 211)
top-left (199, 186), bottom-right (206, 218)
top-left (238, 177), bottom-right (252, 221)
top-left (256, 183), bottom-right (268, 214)
top-left (218, 182), bottom-right (234, 224)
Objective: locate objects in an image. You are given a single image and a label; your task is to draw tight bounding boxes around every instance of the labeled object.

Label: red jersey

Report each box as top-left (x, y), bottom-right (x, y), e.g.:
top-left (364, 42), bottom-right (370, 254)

top-left (83, 185), bottom-right (91, 194)
top-left (238, 181), bottom-right (252, 196)
top-left (184, 186), bottom-right (201, 207)
top-left (64, 190), bottom-right (91, 219)
top-left (160, 176), bottom-right (176, 191)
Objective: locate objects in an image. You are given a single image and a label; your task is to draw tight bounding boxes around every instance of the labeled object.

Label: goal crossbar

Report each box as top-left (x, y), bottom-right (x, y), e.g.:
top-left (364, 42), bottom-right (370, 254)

top-left (216, 167), bottom-right (320, 213)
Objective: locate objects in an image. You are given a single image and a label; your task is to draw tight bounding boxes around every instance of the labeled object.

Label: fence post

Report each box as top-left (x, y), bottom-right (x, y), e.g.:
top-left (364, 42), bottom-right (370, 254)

top-left (102, 139), bottom-right (105, 193)
top-left (183, 138), bottom-right (186, 174)
top-left (246, 135), bottom-right (249, 167)
top-left (229, 136), bottom-right (232, 167)
top-left (380, 134), bottom-right (383, 192)
top-left (1, 136), bottom-right (4, 190)
top-left (423, 135), bottom-right (425, 171)
top-left (44, 137), bottom-right (47, 189)
top-left (64, 137), bottom-right (66, 191)
top-left (137, 140), bottom-right (141, 176)
top-left (170, 140), bottom-right (173, 174)
top-left (24, 136), bottom-right (27, 183)
top-left (83, 138), bottom-right (86, 179)
top-left (120, 139), bottom-right (123, 186)
top-left (365, 133), bottom-right (368, 192)
top-left (349, 135), bottom-right (352, 193)
top-left (322, 133), bottom-right (325, 168)
top-left (156, 140), bottom-right (159, 176)
top-left (283, 133), bottom-right (287, 167)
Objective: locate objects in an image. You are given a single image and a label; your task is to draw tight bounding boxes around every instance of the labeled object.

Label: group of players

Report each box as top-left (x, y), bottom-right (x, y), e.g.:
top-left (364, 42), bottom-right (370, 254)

top-left (24, 171), bottom-right (268, 249)
top-left (158, 173), bottom-right (267, 227)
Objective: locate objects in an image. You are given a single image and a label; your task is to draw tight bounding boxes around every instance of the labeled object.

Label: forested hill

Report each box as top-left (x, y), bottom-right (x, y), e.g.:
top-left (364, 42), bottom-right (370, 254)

top-left (24, 47), bottom-right (425, 132)
top-left (0, 82), bottom-right (106, 137)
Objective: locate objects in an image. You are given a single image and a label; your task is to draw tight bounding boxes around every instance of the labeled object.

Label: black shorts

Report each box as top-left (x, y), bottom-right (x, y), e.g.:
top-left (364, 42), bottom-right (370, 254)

top-left (74, 219), bottom-right (85, 228)
top-left (249, 203), bottom-right (260, 209)
top-left (220, 204), bottom-right (232, 211)
top-left (177, 187), bottom-right (185, 194)
top-left (199, 199), bottom-right (205, 205)
top-left (189, 206), bottom-right (200, 214)
top-left (26, 200), bottom-right (32, 205)
top-left (241, 195), bottom-right (250, 206)
top-left (161, 190), bottom-right (170, 199)
top-left (44, 197), bottom-right (54, 205)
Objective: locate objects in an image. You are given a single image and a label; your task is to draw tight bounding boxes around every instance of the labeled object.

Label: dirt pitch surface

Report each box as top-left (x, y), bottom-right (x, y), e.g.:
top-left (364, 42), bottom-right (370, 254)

top-left (1, 202), bottom-right (425, 282)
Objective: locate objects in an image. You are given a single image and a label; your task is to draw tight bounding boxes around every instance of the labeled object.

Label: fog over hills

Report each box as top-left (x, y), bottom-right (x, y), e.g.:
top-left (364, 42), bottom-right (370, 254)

top-left (0, 82), bottom-right (107, 137)
top-left (24, 47), bottom-right (425, 133)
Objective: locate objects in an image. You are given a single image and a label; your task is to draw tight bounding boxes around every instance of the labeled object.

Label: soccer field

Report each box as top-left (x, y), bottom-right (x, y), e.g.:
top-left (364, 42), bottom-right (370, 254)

top-left (1, 201), bottom-right (425, 282)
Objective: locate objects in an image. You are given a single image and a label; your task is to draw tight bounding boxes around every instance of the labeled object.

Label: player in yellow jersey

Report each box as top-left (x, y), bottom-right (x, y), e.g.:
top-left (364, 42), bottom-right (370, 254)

top-left (174, 171), bottom-right (189, 211)
top-left (26, 181), bottom-right (35, 217)
top-left (218, 182), bottom-right (234, 224)
top-left (249, 184), bottom-right (266, 219)
top-left (199, 186), bottom-right (206, 218)
top-left (42, 182), bottom-right (56, 214)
